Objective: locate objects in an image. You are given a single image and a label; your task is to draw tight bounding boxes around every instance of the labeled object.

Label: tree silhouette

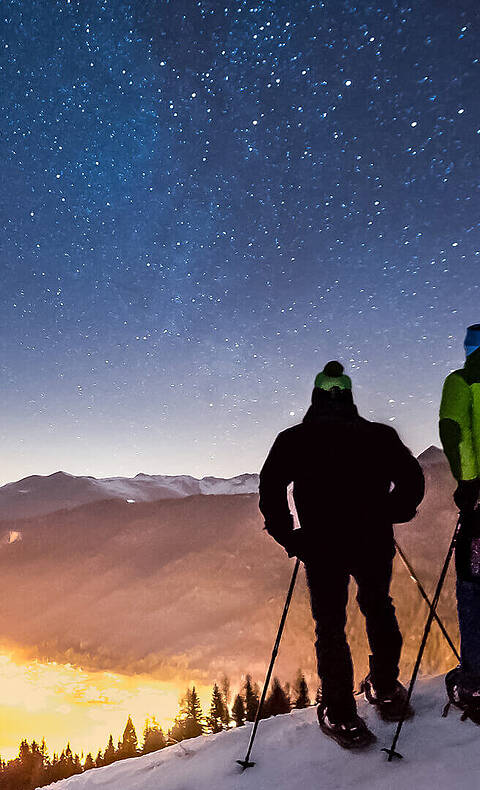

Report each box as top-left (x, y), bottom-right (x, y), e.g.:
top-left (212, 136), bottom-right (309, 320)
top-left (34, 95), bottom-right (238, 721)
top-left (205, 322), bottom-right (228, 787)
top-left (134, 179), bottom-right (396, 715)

top-left (16, 739), bottom-right (45, 788)
top-left (119, 716), bottom-right (138, 759)
top-left (103, 734), bottom-right (116, 765)
top-left (182, 687), bottom-right (204, 738)
top-left (221, 675), bottom-right (231, 707)
top-left (293, 671), bottom-right (311, 709)
top-left (0, 672), bottom-right (314, 787)
top-left (142, 716), bottom-right (167, 754)
top-left (220, 675), bottom-right (231, 727)
top-left (206, 682), bottom-right (228, 733)
top-left (168, 718), bottom-right (186, 744)
top-left (244, 675), bottom-right (260, 722)
top-left (232, 693), bottom-right (246, 727)
top-left (168, 686), bottom-right (205, 744)
top-left (265, 677), bottom-right (291, 717)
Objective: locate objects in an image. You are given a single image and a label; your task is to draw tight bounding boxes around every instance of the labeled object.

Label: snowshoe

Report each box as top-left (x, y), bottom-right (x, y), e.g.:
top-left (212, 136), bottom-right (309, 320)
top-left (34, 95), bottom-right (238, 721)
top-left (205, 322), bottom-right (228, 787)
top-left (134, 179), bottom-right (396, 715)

top-left (317, 705), bottom-right (376, 750)
top-left (361, 675), bottom-right (414, 722)
top-left (444, 667), bottom-right (480, 725)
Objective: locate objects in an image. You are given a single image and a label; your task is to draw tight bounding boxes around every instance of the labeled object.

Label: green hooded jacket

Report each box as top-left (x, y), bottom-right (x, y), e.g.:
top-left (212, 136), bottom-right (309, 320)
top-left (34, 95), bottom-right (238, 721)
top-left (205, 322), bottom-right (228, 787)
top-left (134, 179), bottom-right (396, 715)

top-left (439, 348), bottom-right (480, 481)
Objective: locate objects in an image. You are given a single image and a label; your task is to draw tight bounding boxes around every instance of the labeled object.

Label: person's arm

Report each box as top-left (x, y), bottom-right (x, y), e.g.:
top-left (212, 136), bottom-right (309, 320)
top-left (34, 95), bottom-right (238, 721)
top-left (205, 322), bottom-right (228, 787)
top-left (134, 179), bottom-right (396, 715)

top-left (259, 432), bottom-right (295, 551)
top-left (439, 372), bottom-right (476, 481)
top-left (439, 372), bottom-right (479, 510)
top-left (387, 429), bottom-right (425, 523)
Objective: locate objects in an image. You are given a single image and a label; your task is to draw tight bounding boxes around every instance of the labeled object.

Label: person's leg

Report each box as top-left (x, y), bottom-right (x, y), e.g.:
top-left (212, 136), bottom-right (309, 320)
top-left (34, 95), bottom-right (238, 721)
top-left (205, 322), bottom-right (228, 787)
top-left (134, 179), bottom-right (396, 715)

top-left (353, 556), bottom-right (402, 694)
top-left (456, 577), bottom-right (480, 688)
top-left (304, 561), bottom-right (356, 721)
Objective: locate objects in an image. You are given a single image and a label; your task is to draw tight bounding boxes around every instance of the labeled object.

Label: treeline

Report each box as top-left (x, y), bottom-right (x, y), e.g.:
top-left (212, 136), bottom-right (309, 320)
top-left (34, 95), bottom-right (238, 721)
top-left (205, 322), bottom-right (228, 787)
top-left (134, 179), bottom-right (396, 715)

top-left (0, 672), bottom-right (315, 790)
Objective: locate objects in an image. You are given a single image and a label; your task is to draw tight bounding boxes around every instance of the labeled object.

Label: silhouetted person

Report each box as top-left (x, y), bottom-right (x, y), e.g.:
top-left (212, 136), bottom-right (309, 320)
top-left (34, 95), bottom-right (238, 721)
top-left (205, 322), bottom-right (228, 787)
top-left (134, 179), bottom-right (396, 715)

top-left (259, 361), bottom-right (424, 748)
top-left (440, 324), bottom-right (480, 721)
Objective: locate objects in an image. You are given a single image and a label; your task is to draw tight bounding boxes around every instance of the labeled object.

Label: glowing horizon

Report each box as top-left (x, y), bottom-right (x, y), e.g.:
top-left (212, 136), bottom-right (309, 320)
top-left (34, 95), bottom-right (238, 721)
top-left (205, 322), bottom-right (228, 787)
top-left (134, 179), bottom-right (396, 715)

top-left (0, 650), bottom-right (213, 762)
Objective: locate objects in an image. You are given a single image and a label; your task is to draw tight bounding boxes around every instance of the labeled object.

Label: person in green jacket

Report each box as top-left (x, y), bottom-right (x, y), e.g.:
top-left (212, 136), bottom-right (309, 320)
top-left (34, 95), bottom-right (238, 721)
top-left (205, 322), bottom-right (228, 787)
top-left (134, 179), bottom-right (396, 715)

top-left (439, 323), bottom-right (480, 716)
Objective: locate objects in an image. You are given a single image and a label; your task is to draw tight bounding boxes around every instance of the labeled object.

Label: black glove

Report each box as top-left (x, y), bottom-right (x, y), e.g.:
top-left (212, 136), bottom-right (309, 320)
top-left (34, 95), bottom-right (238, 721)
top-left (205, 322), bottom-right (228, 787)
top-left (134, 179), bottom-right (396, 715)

top-left (454, 479), bottom-right (480, 513)
top-left (388, 492), bottom-right (418, 523)
top-left (284, 529), bottom-right (306, 562)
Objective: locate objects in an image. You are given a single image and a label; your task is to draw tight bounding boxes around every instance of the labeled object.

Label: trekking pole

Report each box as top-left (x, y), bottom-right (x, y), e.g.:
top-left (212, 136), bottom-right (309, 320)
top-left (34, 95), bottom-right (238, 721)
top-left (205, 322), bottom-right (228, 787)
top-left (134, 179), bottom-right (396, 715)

top-left (394, 539), bottom-right (460, 662)
top-left (384, 516), bottom-right (462, 762)
top-left (237, 557), bottom-right (301, 771)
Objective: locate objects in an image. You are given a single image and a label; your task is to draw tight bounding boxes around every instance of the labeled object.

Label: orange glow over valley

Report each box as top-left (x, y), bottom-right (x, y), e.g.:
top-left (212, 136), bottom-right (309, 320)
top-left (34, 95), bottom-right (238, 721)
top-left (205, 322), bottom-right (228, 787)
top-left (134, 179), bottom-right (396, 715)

top-left (0, 651), bottom-right (212, 761)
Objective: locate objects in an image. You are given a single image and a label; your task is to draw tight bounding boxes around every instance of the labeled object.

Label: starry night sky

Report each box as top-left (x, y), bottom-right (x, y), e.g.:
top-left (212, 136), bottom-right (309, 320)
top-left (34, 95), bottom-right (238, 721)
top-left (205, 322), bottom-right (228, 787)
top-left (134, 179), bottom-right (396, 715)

top-left (1, 0), bottom-right (479, 484)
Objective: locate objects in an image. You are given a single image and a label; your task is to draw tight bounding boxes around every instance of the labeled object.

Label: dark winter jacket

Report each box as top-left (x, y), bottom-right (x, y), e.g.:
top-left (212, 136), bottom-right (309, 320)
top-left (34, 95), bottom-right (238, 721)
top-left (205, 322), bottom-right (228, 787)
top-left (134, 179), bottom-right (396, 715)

top-left (259, 392), bottom-right (425, 560)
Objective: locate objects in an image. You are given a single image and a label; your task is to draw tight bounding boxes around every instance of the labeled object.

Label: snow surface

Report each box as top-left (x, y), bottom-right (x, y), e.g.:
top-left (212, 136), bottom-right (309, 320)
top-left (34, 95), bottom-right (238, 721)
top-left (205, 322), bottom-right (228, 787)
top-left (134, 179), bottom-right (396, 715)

top-left (38, 677), bottom-right (480, 790)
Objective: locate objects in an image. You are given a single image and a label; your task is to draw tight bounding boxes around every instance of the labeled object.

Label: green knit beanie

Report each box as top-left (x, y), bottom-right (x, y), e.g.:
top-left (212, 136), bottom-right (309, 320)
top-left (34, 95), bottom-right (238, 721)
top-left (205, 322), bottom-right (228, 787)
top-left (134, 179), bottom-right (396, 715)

top-left (314, 361), bottom-right (352, 391)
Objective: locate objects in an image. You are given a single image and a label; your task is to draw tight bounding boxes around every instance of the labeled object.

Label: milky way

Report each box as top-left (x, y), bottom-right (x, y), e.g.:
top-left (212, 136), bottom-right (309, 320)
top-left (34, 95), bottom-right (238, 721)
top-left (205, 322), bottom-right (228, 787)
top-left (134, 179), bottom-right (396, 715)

top-left (1, 0), bottom-right (479, 482)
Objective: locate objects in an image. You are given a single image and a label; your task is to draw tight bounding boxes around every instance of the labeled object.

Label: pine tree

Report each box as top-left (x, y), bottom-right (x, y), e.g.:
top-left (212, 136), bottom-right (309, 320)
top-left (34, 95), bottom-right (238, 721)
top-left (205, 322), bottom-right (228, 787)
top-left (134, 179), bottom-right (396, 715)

top-left (56, 749), bottom-right (69, 781)
top-left (221, 675), bottom-right (231, 707)
top-left (95, 749), bottom-right (104, 768)
top-left (293, 671), bottom-right (311, 709)
top-left (184, 687), bottom-right (204, 737)
top-left (220, 676), bottom-right (231, 728)
top-left (48, 751), bottom-right (59, 784)
top-left (103, 733), bottom-right (115, 765)
top-left (206, 682), bottom-right (228, 733)
top-left (265, 677), bottom-right (291, 717)
top-left (32, 739), bottom-right (46, 786)
top-left (84, 753), bottom-right (95, 771)
top-left (72, 752), bottom-right (83, 775)
top-left (232, 693), bottom-right (246, 727)
top-left (64, 742), bottom-right (75, 775)
top-left (39, 738), bottom-right (49, 765)
top-left (244, 675), bottom-right (259, 722)
top-left (17, 739), bottom-right (45, 788)
top-left (168, 718), bottom-right (186, 744)
top-left (143, 717), bottom-right (167, 754)
top-left (119, 716), bottom-right (138, 759)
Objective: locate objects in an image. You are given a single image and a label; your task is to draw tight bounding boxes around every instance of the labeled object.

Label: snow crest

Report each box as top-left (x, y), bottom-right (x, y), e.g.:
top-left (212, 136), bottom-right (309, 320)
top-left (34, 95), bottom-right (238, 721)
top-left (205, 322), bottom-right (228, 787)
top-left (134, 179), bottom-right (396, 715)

top-left (38, 677), bottom-right (480, 790)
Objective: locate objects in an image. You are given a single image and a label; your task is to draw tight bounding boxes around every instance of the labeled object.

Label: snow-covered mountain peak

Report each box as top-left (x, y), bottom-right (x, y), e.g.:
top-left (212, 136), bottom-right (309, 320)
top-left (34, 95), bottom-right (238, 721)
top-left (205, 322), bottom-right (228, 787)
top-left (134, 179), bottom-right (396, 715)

top-left (0, 471), bottom-right (259, 520)
top-left (417, 445), bottom-right (446, 466)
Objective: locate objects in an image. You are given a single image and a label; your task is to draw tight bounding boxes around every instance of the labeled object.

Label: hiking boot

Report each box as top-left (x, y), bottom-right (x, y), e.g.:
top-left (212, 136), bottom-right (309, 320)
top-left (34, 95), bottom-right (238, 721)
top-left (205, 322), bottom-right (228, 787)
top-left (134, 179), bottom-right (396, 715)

top-left (445, 667), bottom-right (480, 724)
top-left (361, 674), bottom-right (413, 722)
top-left (317, 705), bottom-right (376, 749)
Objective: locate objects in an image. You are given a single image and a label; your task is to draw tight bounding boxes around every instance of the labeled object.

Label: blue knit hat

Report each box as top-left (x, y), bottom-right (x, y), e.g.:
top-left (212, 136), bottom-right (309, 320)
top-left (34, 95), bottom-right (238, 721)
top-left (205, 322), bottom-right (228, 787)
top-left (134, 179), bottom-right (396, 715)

top-left (464, 324), bottom-right (480, 357)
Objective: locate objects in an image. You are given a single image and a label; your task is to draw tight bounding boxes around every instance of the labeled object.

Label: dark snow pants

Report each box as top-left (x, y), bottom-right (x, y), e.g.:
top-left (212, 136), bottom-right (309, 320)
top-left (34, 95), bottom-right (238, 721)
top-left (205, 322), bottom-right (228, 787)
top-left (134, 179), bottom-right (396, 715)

top-left (457, 579), bottom-right (480, 681)
top-left (305, 549), bottom-right (402, 722)
top-left (455, 518), bottom-right (480, 683)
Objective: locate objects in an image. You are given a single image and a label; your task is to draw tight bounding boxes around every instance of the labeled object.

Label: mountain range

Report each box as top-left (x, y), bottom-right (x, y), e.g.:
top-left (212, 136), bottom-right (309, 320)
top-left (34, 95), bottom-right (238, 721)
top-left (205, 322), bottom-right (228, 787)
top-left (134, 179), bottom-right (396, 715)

top-left (0, 470), bottom-right (260, 520)
top-left (0, 445), bottom-right (461, 689)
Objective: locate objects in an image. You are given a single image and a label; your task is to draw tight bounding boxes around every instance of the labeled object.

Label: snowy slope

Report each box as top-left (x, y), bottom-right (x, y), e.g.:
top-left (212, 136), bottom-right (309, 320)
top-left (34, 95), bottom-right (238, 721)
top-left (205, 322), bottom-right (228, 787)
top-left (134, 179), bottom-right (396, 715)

top-left (38, 677), bottom-right (480, 790)
top-left (0, 471), bottom-right (259, 519)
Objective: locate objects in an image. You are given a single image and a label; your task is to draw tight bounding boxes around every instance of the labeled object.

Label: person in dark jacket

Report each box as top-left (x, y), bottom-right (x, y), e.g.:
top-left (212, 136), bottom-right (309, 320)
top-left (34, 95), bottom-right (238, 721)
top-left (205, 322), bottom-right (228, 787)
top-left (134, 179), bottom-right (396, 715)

top-left (259, 361), bottom-right (425, 748)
